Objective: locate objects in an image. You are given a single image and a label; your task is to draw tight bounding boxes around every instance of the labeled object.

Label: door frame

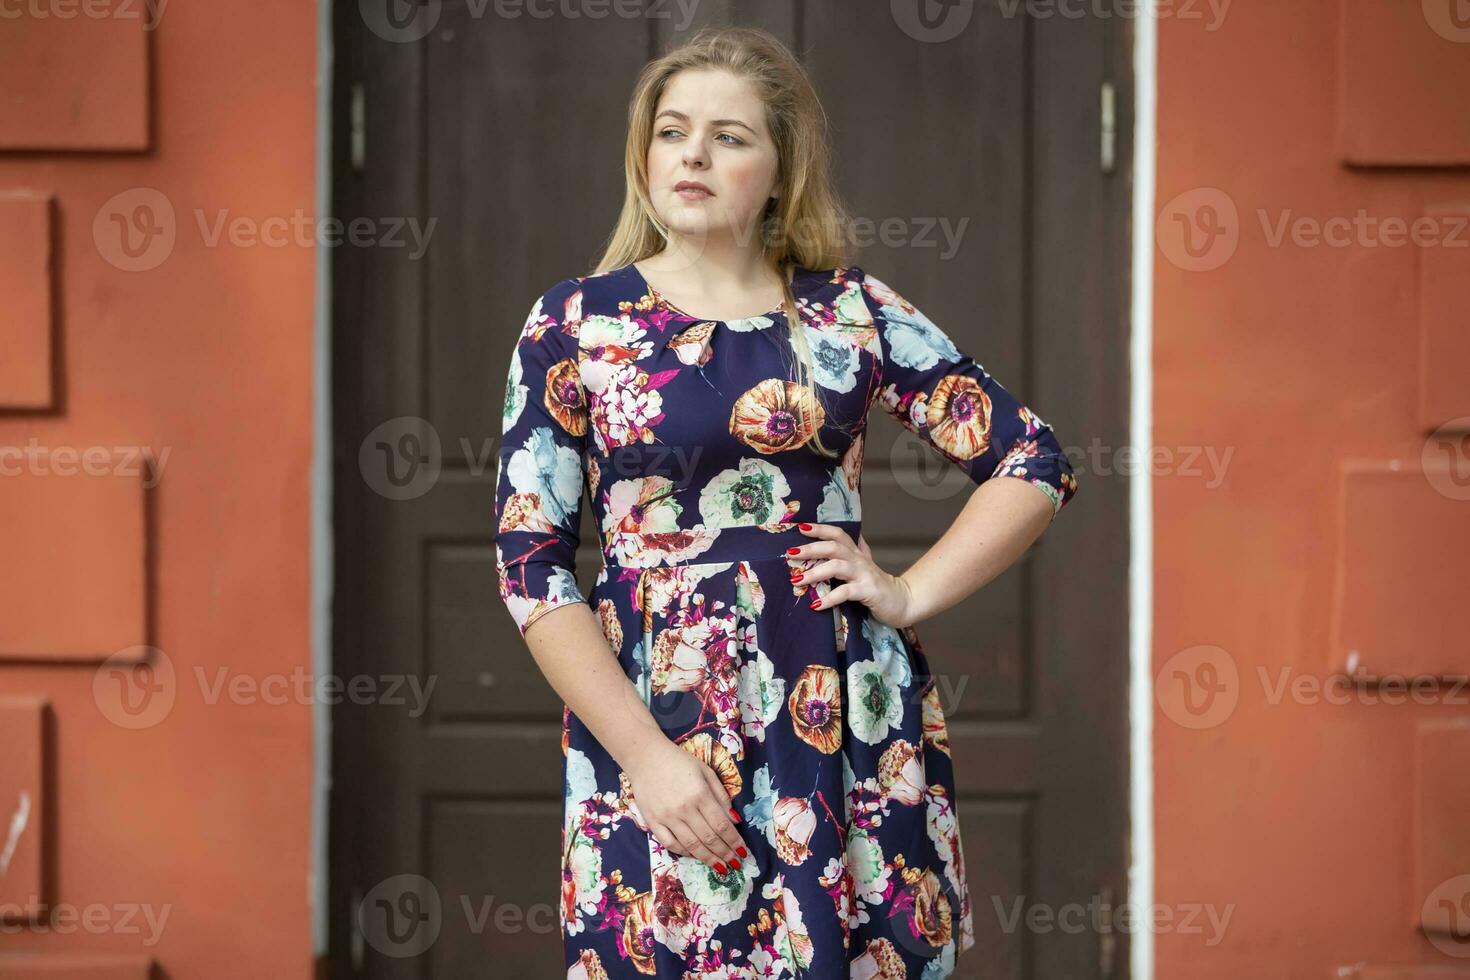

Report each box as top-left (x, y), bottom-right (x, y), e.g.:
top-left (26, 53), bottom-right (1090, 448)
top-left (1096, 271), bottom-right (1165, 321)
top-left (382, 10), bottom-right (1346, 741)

top-left (323, 5), bottom-right (1140, 977)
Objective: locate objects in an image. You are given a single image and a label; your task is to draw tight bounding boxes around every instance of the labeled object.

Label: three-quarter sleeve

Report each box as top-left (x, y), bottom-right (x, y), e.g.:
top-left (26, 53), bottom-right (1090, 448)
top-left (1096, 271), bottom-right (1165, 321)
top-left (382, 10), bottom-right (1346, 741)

top-left (494, 279), bottom-right (592, 636)
top-left (854, 267), bottom-right (1079, 517)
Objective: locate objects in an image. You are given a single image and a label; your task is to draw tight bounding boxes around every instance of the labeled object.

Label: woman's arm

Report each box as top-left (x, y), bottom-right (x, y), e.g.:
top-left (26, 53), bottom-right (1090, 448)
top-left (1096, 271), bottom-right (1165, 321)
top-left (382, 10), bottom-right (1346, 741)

top-left (522, 603), bottom-right (748, 874)
top-left (792, 266), bottom-right (1078, 627)
top-left (794, 476), bottom-right (1056, 630)
top-left (522, 604), bottom-right (669, 772)
top-left (891, 476), bottom-right (1056, 627)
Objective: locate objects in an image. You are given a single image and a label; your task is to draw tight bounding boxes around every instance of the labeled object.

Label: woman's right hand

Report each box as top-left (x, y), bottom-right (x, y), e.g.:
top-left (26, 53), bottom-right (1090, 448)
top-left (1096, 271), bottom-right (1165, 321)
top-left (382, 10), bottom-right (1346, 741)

top-left (623, 740), bottom-right (748, 873)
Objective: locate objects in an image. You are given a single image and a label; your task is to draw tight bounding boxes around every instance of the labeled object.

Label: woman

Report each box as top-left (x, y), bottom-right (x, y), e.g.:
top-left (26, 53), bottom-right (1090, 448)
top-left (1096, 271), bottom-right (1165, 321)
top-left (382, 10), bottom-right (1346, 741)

top-left (495, 25), bottom-right (1079, 979)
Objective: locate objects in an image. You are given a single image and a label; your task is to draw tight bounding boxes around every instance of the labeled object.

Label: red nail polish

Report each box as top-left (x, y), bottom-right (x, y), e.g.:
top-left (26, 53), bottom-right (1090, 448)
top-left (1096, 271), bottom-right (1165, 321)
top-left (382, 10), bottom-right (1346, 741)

top-left (736, 845), bottom-right (748, 857)
top-left (713, 862), bottom-right (727, 874)
top-left (799, 522), bottom-right (812, 530)
top-left (730, 809), bottom-right (742, 823)
top-left (730, 858), bottom-right (742, 870)
top-left (786, 547), bottom-right (799, 555)
top-left (791, 573), bottom-right (802, 583)
top-left (809, 598), bottom-right (820, 609)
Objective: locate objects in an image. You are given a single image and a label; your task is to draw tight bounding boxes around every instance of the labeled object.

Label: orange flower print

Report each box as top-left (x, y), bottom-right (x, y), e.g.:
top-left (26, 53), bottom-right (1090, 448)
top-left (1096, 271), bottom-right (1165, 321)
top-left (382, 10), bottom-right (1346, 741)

top-left (849, 937), bottom-right (905, 979)
top-left (773, 796), bottom-right (818, 865)
top-left (788, 664), bottom-right (842, 754)
top-left (620, 891), bottom-right (657, 975)
top-left (877, 739), bottom-right (926, 806)
top-left (596, 598), bottom-right (623, 652)
top-left (497, 491), bottom-right (557, 536)
top-left (912, 867), bottom-right (954, 948)
top-left (667, 320), bottom-right (716, 366)
top-left (681, 732), bottom-right (743, 799)
top-left (567, 949), bottom-right (609, 980)
top-left (921, 684), bottom-right (951, 756)
top-left (729, 378), bottom-right (825, 454)
top-left (651, 864), bottom-right (694, 955)
top-left (545, 357), bottom-right (588, 436)
top-left (925, 373), bottom-right (991, 460)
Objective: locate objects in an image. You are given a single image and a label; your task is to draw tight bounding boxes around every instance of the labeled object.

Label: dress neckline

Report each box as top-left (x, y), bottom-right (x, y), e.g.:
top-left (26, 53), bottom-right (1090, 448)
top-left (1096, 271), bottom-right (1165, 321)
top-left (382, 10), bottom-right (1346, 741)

top-left (626, 261), bottom-right (790, 324)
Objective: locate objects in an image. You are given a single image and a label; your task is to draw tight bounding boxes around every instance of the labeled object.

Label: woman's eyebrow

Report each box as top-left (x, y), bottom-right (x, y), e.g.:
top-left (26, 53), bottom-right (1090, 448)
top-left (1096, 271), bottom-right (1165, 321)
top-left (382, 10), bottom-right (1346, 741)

top-left (655, 109), bottom-right (756, 134)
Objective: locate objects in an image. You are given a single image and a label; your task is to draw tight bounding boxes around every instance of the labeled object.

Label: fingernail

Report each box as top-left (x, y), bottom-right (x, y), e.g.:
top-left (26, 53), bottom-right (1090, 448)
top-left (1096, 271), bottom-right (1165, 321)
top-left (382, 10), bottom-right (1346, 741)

top-left (799, 522), bottom-right (812, 530)
top-left (713, 861), bottom-right (727, 874)
top-left (786, 547), bottom-right (799, 555)
top-left (809, 598), bottom-right (820, 609)
top-left (736, 845), bottom-right (748, 857)
top-left (730, 809), bottom-right (742, 823)
top-left (790, 573), bottom-right (802, 582)
top-left (730, 858), bottom-right (742, 870)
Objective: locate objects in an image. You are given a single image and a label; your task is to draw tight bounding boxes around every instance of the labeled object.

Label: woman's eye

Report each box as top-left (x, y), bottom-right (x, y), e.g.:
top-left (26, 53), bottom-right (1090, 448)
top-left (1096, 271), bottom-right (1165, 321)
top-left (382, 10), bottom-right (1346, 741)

top-left (656, 128), bottom-right (743, 147)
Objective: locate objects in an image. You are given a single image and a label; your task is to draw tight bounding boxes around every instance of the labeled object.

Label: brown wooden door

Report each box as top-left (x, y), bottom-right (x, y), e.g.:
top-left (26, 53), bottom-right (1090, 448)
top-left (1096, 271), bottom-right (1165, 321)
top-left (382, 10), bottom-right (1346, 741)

top-left (330, 2), bottom-right (1131, 977)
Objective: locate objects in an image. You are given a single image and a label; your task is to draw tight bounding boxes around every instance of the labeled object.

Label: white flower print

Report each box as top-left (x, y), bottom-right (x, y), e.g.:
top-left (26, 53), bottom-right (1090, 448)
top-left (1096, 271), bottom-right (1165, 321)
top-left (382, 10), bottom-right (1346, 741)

top-left (723, 314), bottom-right (776, 333)
top-left (762, 874), bottom-right (815, 971)
top-left (847, 659), bottom-right (905, 746)
top-left (861, 617), bottom-right (914, 689)
top-left (880, 298), bottom-right (962, 372)
top-left (676, 853), bottom-right (757, 927)
top-left (845, 828), bottom-right (891, 906)
top-left (699, 457), bottom-right (793, 527)
top-left (802, 323), bottom-right (861, 393)
top-left (577, 313), bottom-right (654, 393)
top-left (590, 363), bottom-right (664, 448)
top-left (502, 344), bottom-right (527, 430)
top-left (737, 651), bottom-right (785, 741)
top-left (817, 465), bottom-right (860, 521)
top-left (565, 748), bottom-right (598, 809)
top-left (505, 426), bottom-right (582, 528)
top-left (832, 281), bottom-right (874, 325)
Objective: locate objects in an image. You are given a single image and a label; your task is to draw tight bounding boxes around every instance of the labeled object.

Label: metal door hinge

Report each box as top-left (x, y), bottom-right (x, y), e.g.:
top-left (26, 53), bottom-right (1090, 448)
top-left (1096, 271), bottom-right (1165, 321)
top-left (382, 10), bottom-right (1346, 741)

top-left (1098, 883), bottom-right (1117, 977)
top-left (350, 884), bottom-right (365, 973)
top-left (350, 82), bottom-right (367, 174)
top-left (1100, 81), bottom-right (1117, 175)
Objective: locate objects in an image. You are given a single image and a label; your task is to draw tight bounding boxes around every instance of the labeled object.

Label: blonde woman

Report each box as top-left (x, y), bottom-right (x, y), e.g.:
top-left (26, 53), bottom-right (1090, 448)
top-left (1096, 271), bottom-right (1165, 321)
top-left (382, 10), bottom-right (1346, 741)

top-left (495, 25), bottom-right (1079, 979)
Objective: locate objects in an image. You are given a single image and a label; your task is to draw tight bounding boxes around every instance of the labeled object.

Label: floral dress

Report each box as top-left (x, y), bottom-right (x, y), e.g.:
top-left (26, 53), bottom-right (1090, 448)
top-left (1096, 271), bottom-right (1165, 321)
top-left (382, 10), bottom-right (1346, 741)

top-left (494, 262), bottom-right (1079, 979)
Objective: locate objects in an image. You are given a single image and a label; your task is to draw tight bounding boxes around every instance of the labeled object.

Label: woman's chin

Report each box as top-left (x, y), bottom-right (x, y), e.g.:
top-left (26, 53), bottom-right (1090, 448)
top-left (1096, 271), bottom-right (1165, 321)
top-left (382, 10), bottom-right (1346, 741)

top-left (661, 214), bottom-right (716, 237)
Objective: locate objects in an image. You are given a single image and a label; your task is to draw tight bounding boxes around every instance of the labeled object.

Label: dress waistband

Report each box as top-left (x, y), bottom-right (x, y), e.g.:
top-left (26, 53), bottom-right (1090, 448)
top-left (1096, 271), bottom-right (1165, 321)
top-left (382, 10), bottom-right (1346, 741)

top-left (599, 519), bottom-right (863, 569)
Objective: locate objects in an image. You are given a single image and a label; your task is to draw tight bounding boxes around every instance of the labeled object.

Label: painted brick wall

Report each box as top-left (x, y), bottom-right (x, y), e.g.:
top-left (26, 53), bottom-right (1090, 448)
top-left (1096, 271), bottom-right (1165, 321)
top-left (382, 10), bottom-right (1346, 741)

top-left (1154, 0), bottom-right (1470, 975)
top-left (0, 2), bottom-right (317, 976)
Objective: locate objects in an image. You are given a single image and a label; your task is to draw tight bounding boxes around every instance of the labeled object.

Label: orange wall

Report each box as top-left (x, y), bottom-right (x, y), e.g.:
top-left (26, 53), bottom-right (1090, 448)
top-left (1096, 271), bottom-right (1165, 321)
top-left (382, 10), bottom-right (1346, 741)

top-left (0, 2), bottom-right (317, 977)
top-left (1154, 1), bottom-right (1470, 976)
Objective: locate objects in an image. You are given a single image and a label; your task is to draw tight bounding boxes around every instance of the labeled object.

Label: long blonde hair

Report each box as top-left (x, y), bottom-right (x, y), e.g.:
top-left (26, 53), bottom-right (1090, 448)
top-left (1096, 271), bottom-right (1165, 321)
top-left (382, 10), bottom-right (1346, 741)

top-left (592, 25), bottom-right (852, 457)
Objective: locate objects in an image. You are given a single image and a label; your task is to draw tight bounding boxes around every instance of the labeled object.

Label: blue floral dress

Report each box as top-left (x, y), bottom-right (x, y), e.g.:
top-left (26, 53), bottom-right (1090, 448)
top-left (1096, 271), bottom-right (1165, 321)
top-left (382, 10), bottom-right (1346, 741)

top-left (494, 262), bottom-right (1079, 979)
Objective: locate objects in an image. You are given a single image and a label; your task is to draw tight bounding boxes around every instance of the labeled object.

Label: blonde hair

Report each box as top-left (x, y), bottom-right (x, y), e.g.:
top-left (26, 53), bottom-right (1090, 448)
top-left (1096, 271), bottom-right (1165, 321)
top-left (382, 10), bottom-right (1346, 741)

top-left (592, 25), bottom-right (852, 457)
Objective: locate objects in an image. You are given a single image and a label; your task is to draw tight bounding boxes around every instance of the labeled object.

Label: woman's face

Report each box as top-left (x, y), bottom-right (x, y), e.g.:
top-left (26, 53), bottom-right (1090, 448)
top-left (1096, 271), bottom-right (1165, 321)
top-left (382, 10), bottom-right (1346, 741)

top-left (645, 68), bottom-right (780, 245)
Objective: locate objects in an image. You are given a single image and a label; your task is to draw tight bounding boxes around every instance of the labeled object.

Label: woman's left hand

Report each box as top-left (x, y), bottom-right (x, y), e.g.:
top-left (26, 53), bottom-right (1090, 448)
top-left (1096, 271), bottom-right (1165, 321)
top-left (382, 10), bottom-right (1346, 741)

top-left (784, 522), bottom-right (917, 629)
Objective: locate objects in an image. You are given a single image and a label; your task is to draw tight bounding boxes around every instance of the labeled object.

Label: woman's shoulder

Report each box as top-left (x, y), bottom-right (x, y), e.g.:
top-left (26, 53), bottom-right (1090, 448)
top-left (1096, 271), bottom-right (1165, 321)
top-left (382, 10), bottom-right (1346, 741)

top-left (520, 265), bottom-right (643, 340)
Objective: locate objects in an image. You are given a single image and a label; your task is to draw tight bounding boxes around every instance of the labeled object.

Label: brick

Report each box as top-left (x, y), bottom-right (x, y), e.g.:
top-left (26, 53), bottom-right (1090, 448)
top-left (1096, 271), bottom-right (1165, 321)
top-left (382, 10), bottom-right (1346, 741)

top-left (0, 194), bottom-right (54, 409)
